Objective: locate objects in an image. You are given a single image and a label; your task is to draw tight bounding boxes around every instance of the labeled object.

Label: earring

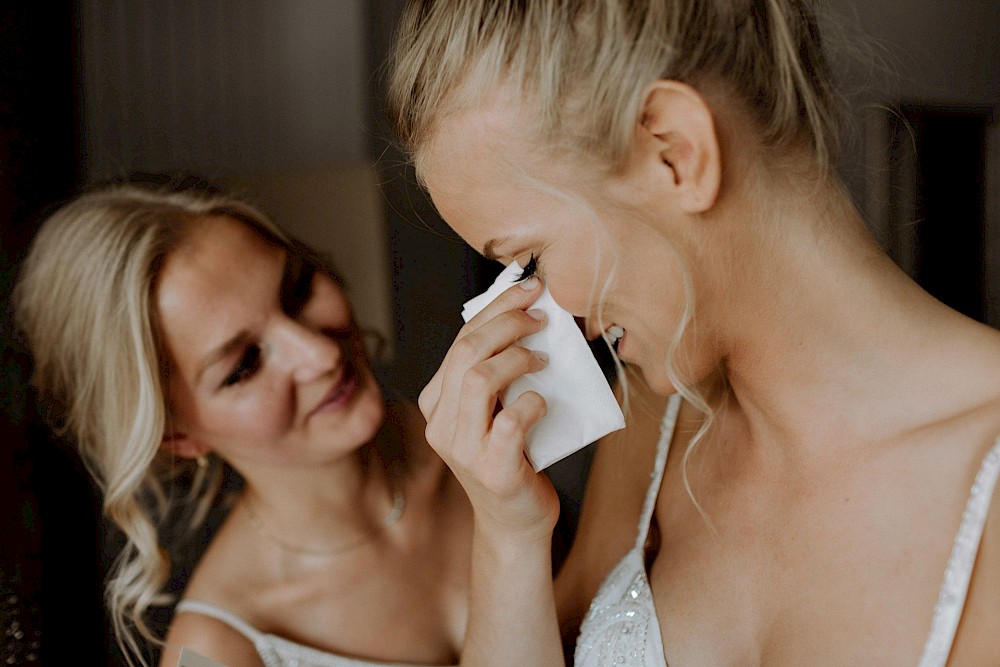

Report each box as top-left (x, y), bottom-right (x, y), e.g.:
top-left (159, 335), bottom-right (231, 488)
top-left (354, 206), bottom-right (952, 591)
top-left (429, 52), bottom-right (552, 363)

top-left (360, 327), bottom-right (387, 361)
top-left (196, 454), bottom-right (209, 468)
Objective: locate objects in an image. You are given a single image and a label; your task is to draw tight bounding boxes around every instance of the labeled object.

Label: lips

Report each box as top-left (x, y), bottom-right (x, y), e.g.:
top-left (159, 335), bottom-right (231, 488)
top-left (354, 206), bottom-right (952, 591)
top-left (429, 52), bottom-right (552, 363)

top-left (309, 361), bottom-right (360, 418)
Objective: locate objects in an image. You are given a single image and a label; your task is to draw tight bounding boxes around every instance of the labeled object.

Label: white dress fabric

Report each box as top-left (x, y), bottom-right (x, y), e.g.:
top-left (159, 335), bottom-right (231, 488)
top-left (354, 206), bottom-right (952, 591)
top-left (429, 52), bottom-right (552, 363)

top-left (575, 394), bottom-right (1000, 666)
top-left (173, 599), bottom-right (452, 667)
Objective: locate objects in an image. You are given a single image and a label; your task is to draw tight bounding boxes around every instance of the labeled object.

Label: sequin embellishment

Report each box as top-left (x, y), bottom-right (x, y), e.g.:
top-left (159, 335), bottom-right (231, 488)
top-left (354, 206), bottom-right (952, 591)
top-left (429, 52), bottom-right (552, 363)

top-left (575, 553), bottom-right (655, 665)
top-left (575, 396), bottom-right (681, 667)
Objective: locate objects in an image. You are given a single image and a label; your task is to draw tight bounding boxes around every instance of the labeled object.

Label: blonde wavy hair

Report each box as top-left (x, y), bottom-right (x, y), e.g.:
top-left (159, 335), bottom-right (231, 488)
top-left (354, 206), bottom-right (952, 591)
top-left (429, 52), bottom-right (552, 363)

top-left (388, 0), bottom-right (844, 513)
top-left (13, 183), bottom-right (325, 665)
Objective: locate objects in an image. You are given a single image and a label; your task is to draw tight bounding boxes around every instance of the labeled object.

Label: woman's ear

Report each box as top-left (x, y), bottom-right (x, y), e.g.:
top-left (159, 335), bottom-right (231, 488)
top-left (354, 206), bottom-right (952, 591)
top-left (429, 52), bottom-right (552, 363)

top-left (638, 80), bottom-right (721, 214)
top-left (161, 431), bottom-right (211, 459)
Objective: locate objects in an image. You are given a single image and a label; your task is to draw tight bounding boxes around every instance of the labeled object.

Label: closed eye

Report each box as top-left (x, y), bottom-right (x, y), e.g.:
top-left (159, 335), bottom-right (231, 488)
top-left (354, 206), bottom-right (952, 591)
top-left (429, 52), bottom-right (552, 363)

top-left (222, 344), bottom-right (262, 387)
top-left (513, 254), bottom-right (538, 282)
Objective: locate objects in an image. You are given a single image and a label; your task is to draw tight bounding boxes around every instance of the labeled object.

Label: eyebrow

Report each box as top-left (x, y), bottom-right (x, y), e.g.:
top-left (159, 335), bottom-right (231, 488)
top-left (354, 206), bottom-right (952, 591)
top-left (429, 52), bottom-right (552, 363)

top-left (193, 250), bottom-right (294, 384)
top-left (196, 331), bottom-right (249, 384)
top-left (482, 237), bottom-right (510, 261)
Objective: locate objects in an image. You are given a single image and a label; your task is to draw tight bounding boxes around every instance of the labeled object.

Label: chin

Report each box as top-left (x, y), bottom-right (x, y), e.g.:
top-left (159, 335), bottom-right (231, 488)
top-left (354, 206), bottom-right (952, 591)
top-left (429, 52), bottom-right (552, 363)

top-left (629, 362), bottom-right (677, 398)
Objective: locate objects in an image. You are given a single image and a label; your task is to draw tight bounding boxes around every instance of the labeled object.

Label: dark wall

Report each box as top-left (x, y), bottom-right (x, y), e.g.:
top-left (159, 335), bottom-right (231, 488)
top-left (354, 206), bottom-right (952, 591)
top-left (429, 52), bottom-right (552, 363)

top-left (365, 0), bottom-right (490, 401)
top-left (0, 2), bottom-right (106, 665)
top-left (0, 3), bottom-right (994, 665)
top-left (363, 0), bottom-right (595, 562)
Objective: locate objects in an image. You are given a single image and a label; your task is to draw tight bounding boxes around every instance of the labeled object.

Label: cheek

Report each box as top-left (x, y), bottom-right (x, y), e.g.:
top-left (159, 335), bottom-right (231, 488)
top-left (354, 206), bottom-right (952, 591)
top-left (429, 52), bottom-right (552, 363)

top-left (230, 385), bottom-right (294, 432)
top-left (545, 250), bottom-right (619, 320)
top-left (186, 381), bottom-right (296, 449)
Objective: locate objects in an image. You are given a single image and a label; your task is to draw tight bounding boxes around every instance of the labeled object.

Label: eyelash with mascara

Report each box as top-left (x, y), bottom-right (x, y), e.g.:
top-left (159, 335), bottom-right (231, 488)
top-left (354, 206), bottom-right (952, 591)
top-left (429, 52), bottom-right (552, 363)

top-left (221, 255), bottom-right (318, 389)
top-left (514, 254), bottom-right (539, 282)
top-left (223, 344), bottom-right (262, 387)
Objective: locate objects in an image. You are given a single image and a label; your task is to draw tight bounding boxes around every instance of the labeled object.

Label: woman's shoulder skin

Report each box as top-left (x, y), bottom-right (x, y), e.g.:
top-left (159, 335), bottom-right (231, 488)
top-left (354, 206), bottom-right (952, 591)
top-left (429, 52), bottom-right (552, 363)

top-left (157, 510), bottom-right (266, 666)
top-left (159, 611), bottom-right (264, 667)
top-left (158, 397), bottom-right (471, 666)
top-left (644, 337), bottom-right (1000, 665)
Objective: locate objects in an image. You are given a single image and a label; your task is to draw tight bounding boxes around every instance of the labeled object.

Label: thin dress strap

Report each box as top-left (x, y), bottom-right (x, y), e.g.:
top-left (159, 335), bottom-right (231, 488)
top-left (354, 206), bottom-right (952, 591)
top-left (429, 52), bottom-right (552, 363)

top-left (634, 393), bottom-right (683, 550)
top-left (174, 599), bottom-right (264, 642)
top-left (918, 436), bottom-right (1000, 667)
top-left (173, 600), bottom-right (284, 667)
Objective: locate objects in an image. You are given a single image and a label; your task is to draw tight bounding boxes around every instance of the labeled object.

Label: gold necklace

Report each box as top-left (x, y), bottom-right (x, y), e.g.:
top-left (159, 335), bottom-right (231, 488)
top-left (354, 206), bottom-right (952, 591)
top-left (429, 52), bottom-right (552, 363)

top-left (242, 483), bottom-right (405, 557)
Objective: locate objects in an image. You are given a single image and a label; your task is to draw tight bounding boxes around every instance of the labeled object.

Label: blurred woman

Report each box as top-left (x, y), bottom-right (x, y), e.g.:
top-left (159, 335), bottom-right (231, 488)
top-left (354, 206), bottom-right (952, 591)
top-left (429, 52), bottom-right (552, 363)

top-left (15, 183), bottom-right (472, 667)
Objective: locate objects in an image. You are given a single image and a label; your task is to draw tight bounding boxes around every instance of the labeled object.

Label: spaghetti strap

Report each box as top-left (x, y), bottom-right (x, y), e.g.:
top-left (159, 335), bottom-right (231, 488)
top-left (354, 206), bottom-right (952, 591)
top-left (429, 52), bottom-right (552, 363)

top-left (918, 436), bottom-right (1000, 667)
top-left (172, 599), bottom-right (447, 667)
top-left (174, 599), bottom-right (265, 644)
top-left (634, 393), bottom-right (683, 550)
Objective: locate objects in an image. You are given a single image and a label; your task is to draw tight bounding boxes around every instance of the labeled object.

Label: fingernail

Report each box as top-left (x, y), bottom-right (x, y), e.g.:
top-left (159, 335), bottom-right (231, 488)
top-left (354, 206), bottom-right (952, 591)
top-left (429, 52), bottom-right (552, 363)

top-left (526, 309), bottom-right (545, 321)
top-left (534, 350), bottom-right (549, 363)
top-left (519, 276), bottom-right (540, 290)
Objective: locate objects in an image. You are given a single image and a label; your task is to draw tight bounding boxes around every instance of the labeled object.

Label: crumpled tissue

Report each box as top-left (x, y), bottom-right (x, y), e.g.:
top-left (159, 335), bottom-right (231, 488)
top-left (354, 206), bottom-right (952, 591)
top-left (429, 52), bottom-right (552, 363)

top-left (461, 261), bottom-right (625, 471)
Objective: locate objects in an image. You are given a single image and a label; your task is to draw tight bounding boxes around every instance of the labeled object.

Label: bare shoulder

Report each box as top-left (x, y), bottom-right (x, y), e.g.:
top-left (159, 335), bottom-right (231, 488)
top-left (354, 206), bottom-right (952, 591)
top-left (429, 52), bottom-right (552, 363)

top-left (555, 369), bottom-right (671, 634)
top-left (158, 608), bottom-right (264, 667)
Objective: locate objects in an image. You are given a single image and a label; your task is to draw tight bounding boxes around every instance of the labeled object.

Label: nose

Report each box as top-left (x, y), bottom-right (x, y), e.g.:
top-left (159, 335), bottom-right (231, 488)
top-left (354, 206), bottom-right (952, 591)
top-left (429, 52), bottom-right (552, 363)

top-left (270, 318), bottom-right (342, 384)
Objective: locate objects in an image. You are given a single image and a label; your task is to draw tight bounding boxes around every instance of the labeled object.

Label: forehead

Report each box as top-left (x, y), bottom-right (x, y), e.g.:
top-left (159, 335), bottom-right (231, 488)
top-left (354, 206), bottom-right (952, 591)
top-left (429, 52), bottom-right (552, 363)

top-left (419, 98), bottom-right (560, 246)
top-left (155, 216), bottom-right (283, 355)
top-left (158, 216), bottom-right (280, 298)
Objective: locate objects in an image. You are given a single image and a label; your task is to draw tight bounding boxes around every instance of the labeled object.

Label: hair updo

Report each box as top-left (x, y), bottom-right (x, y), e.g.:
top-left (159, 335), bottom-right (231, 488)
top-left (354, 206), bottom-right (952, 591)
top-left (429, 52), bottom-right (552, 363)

top-left (388, 0), bottom-right (841, 174)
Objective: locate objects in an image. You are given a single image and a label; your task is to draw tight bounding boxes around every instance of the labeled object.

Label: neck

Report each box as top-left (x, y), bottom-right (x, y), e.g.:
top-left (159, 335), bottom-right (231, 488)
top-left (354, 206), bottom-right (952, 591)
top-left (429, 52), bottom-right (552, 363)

top-left (700, 177), bottom-right (999, 463)
top-left (237, 402), bottom-right (411, 546)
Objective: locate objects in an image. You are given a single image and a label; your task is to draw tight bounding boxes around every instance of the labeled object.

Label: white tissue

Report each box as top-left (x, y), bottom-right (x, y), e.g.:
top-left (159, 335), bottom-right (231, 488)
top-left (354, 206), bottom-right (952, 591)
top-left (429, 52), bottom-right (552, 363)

top-left (461, 261), bottom-right (625, 471)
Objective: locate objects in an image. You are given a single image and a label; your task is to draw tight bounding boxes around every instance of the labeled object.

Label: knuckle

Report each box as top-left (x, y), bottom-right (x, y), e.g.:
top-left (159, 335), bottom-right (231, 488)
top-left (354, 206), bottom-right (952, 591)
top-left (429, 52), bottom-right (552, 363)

top-left (526, 390), bottom-right (547, 415)
top-left (417, 387), bottom-right (434, 416)
top-left (511, 345), bottom-right (536, 367)
top-left (500, 309), bottom-right (530, 331)
top-left (462, 365), bottom-right (493, 394)
top-left (424, 422), bottom-right (443, 447)
top-left (493, 409), bottom-right (525, 438)
top-left (451, 336), bottom-right (479, 365)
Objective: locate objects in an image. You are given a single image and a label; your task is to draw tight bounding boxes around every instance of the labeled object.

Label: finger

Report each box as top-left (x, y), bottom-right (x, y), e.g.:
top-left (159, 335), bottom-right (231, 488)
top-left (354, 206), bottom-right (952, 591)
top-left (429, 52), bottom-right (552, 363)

top-left (418, 372), bottom-right (441, 419)
top-left (422, 306), bottom-right (546, 418)
top-left (491, 390), bottom-right (547, 448)
top-left (481, 390), bottom-right (548, 487)
top-left (419, 278), bottom-right (544, 416)
top-left (449, 308), bottom-right (546, 372)
top-left (459, 276), bottom-right (544, 338)
top-left (436, 346), bottom-right (547, 459)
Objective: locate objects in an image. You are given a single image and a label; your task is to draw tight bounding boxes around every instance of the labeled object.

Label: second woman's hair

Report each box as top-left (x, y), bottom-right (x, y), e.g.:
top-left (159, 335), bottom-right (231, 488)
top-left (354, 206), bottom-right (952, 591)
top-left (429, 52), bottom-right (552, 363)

top-left (13, 182), bottom-right (337, 666)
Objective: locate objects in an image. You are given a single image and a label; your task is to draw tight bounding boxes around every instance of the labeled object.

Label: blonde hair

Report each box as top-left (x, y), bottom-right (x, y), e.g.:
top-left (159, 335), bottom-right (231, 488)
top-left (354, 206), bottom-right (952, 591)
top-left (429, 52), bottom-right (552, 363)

top-left (12, 183), bottom-right (308, 665)
top-left (388, 0), bottom-right (844, 512)
top-left (388, 0), bottom-right (841, 174)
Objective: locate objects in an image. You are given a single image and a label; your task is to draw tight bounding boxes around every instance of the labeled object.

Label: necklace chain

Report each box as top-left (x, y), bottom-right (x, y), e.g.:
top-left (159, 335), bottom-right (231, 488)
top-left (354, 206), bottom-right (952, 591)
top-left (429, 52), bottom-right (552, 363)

top-left (243, 482), bottom-right (405, 558)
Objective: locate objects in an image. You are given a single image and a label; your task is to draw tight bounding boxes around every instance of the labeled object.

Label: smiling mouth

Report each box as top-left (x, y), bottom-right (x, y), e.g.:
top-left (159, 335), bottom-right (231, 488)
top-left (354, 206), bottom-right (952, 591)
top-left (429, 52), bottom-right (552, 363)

top-left (605, 325), bottom-right (625, 353)
top-left (312, 362), bottom-right (360, 416)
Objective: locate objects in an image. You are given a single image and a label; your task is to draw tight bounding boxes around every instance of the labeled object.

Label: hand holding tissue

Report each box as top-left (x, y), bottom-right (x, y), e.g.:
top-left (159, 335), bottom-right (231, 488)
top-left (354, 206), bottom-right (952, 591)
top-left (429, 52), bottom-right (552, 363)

top-left (461, 261), bottom-right (625, 470)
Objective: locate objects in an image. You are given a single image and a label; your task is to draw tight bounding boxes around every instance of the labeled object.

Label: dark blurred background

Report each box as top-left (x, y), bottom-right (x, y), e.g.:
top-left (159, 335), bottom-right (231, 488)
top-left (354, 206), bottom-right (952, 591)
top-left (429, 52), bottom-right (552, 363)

top-left (1, 1), bottom-right (997, 664)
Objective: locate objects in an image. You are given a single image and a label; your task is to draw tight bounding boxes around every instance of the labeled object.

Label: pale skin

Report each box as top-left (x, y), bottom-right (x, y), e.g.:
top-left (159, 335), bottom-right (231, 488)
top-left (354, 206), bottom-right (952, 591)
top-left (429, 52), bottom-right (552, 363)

top-left (155, 217), bottom-right (471, 666)
top-left (417, 80), bottom-right (1000, 665)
